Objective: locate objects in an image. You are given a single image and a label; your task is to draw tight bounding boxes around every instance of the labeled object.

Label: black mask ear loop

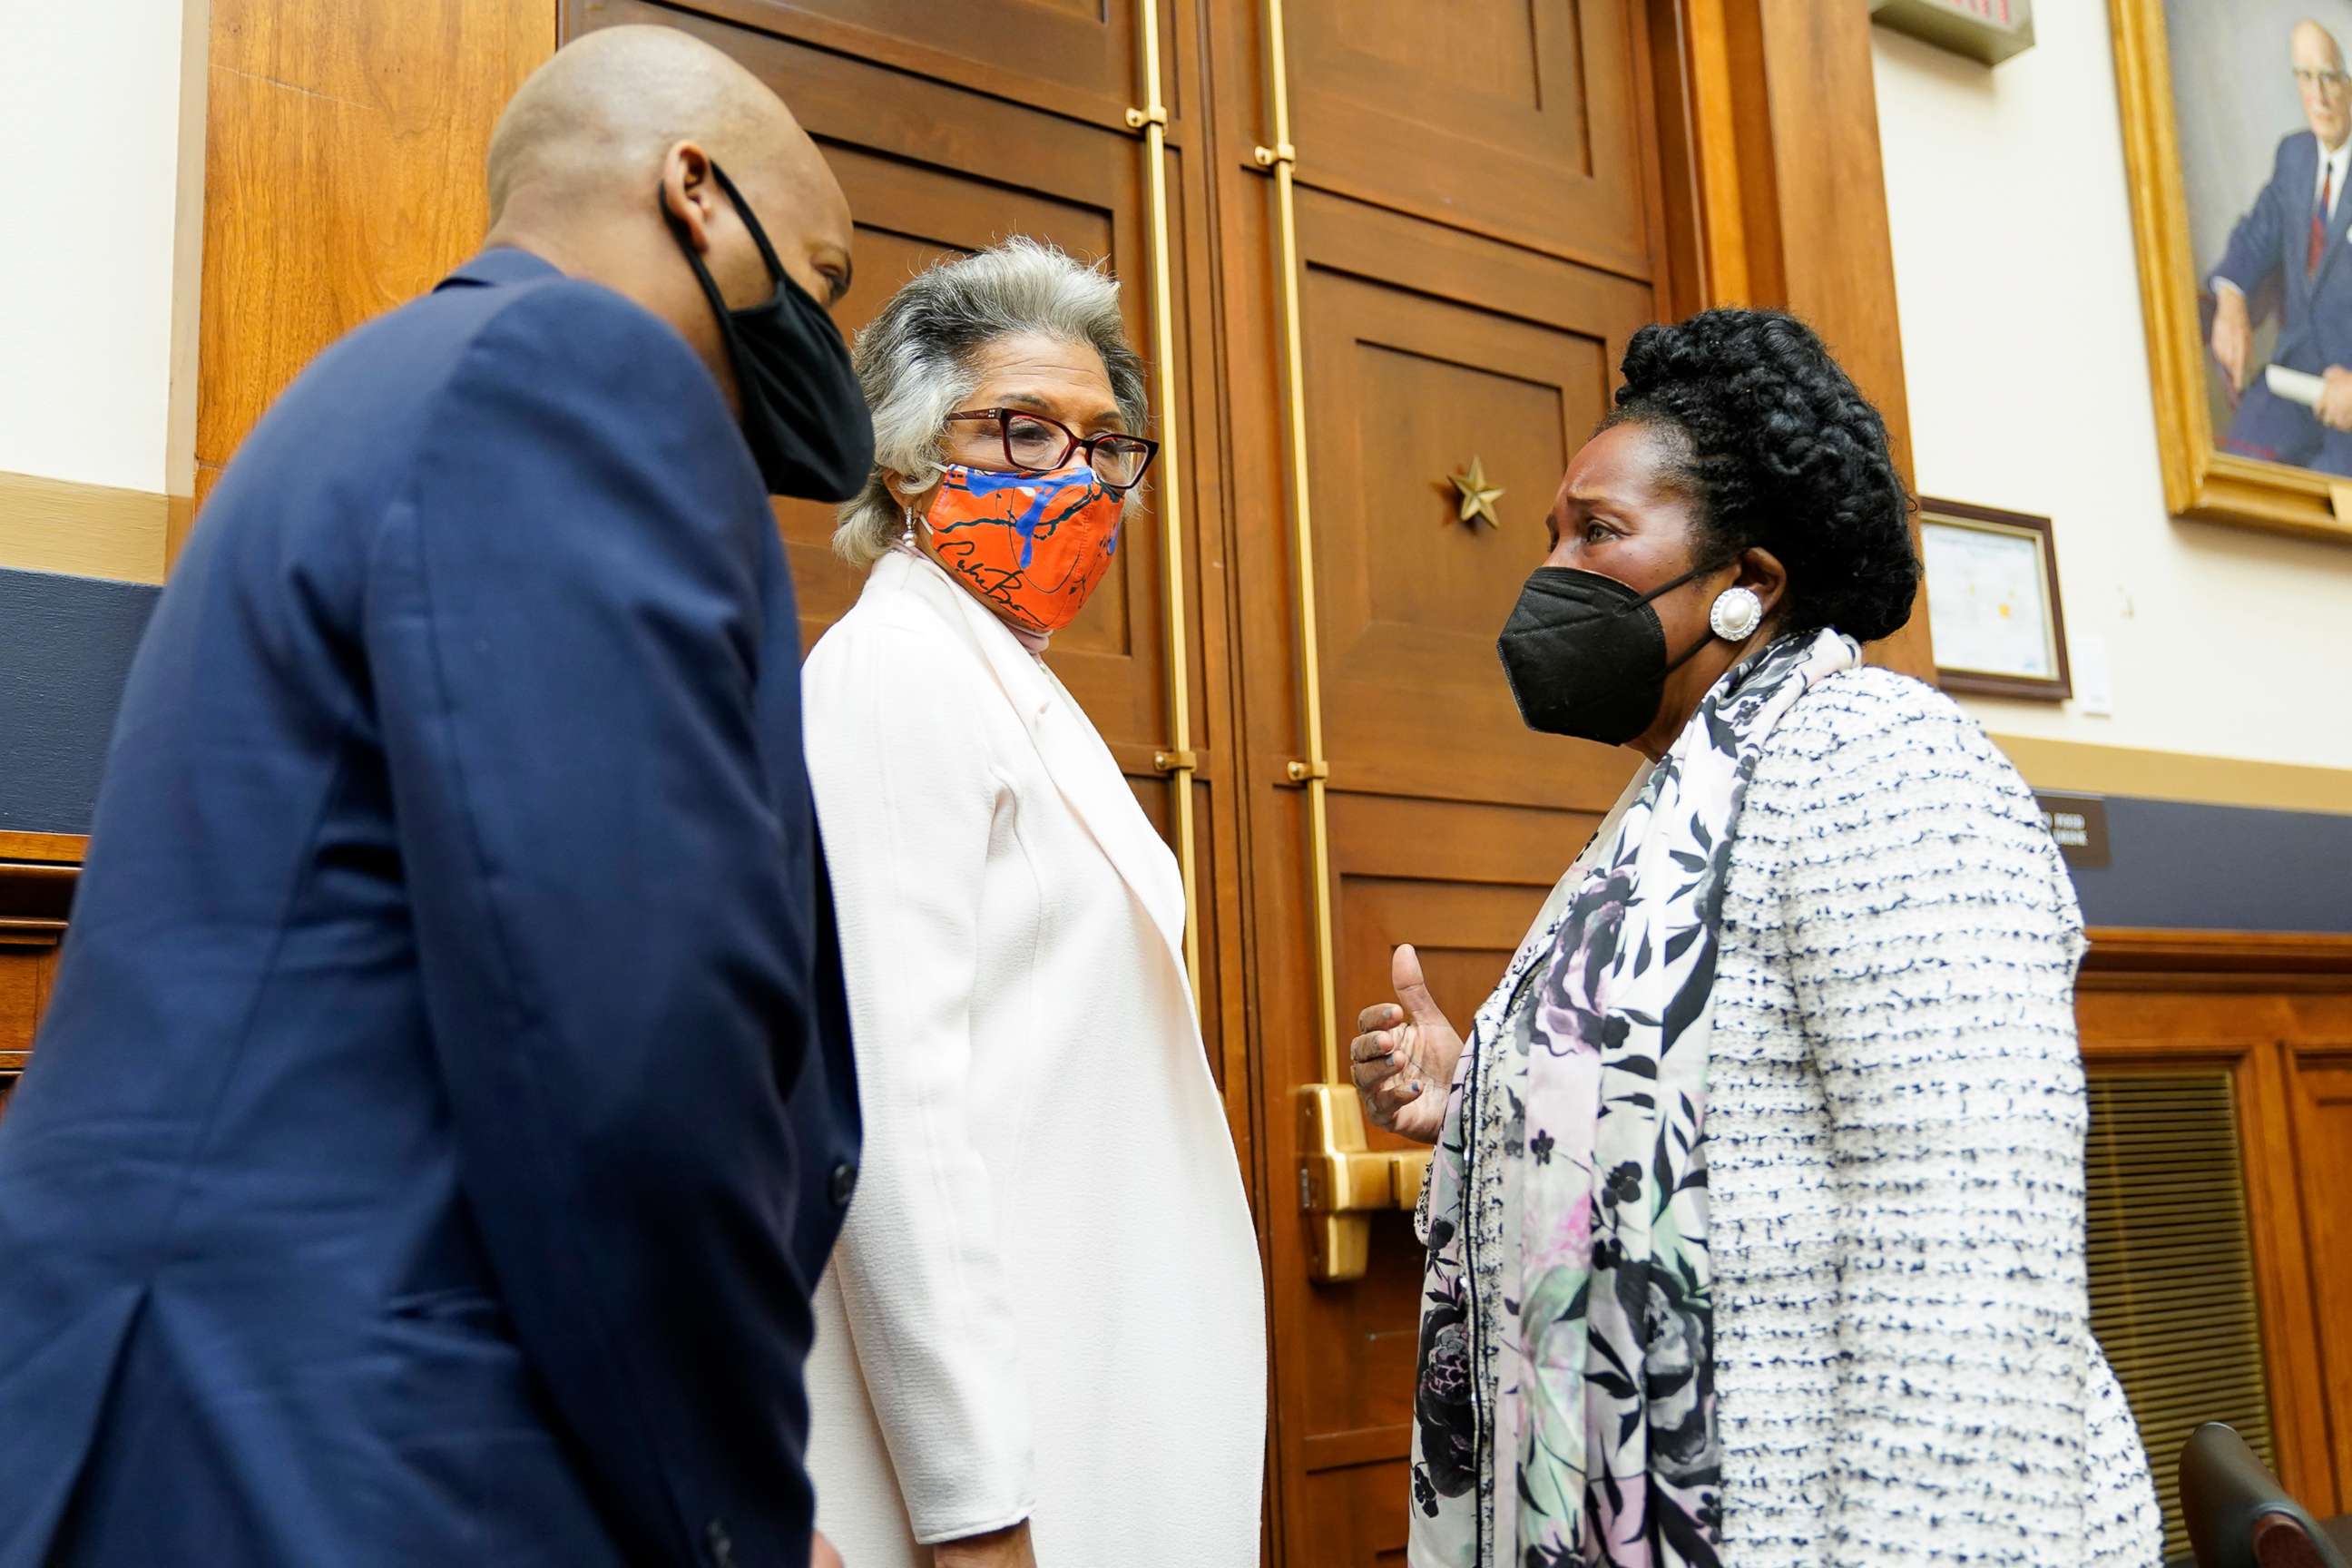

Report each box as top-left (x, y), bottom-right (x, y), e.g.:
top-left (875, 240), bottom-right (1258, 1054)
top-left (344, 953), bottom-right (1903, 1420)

top-left (1639, 556), bottom-right (1740, 677)
top-left (705, 162), bottom-right (791, 294)
top-left (1627, 556), bottom-right (1721, 677)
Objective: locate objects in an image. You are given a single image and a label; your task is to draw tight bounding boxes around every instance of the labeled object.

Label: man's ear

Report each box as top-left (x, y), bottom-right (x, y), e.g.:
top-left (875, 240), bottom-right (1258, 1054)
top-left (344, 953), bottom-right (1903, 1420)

top-left (659, 142), bottom-right (720, 253)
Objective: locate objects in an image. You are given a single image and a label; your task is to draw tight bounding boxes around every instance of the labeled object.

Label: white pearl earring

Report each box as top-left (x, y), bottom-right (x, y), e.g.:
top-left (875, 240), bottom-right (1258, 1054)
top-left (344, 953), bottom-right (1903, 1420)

top-left (901, 510), bottom-right (918, 547)
top-left (1709, 585), bottom-right (1763, 641)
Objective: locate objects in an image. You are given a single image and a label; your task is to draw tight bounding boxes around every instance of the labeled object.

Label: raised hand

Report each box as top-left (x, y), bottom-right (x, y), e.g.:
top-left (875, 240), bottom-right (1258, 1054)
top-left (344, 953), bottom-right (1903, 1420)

top-left (1348, 944), bottom-right (1465, 1146)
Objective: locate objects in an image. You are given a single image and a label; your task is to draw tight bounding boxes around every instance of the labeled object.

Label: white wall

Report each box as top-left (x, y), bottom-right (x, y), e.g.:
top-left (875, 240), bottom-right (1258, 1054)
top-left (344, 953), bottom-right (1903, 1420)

top-left (1873, 3), bottom-right (2352, 773)
top-left (0, 0), bottom-right (191, 495)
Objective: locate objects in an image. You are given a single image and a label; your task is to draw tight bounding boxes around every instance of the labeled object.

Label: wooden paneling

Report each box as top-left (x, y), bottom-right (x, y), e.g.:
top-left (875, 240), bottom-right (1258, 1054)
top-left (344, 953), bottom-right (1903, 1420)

top-left (1277, 791), bottom-right (1602, 1538)
top-left (2078, 932), bottom-right (2352, 1521)
top-left (1295, 189), bottom-right (1653, 812)
top-left (2288, 1054), bottom-right (2352, 1502)
top-left (0, 836), bottom-right (81, 1125)
top-left (1285, 0), bottom-right (1651, 275)
top-left (191, 0), bottom-right (554, 556)
top-left (636, 0), bottom-right (1185, 132)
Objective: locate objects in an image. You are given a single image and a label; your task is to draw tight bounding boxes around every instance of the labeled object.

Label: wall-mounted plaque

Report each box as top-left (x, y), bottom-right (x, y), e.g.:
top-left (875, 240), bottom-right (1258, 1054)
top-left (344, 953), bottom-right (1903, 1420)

top-left (2034, 791), bottom-right (2113, 868)
top-left (1919, 498), bottom-right (2073, 701)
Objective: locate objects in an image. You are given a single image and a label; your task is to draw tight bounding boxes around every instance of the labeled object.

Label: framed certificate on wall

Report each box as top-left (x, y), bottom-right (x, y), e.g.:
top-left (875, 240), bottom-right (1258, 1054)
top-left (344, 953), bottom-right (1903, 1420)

top-left (1918, 498), bottom-right (2073, 700)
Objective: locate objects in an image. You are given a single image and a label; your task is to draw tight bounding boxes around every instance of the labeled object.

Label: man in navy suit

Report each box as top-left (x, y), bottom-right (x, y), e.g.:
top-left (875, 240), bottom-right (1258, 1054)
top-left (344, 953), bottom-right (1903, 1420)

top-left (2210, 18), bottom-right (2352, 475)
top-left (0, 25), bottom-right (867, 1568)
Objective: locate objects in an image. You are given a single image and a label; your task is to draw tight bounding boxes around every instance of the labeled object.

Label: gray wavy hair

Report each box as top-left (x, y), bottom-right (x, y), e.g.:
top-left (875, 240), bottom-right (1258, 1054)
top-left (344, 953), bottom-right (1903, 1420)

top-left (834, 237), bottom-right (1151, 568)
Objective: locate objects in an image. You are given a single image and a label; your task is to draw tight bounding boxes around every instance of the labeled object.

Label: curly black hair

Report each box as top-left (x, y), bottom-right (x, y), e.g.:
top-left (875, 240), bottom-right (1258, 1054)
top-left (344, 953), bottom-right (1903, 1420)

top-left (1607, 308), bottom-right (1919, 643)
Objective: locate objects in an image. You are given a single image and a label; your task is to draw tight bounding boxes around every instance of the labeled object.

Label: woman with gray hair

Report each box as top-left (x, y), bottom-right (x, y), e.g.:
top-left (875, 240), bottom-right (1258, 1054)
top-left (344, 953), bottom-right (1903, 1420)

top-left (799, 239), bottom-right (1266, 1568)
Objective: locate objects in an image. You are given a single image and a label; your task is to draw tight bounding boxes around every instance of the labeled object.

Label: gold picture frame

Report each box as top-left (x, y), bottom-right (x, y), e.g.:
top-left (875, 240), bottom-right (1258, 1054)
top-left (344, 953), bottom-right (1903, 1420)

top-left (2112, 0), bottom-right (2352, 544)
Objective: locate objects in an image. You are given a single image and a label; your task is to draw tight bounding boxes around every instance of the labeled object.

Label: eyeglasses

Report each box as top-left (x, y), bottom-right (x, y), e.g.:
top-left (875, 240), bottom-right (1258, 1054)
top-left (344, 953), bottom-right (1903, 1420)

top-left (2295, 66), bottom-right (2351, 91)
top-left (943, 407), bottom-right (1159, 493)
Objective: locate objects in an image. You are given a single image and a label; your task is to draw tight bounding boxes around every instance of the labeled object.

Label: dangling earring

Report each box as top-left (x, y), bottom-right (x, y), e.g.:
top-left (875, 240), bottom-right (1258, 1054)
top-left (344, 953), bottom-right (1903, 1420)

top-left (901, 509), bottom-right (918, 548)
top-left (1709, 585), bottom-right (1763, 641)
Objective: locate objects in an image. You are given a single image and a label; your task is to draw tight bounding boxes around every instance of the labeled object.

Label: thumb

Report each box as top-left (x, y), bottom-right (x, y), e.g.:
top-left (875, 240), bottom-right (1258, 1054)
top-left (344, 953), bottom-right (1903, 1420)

top-left (1392, 943), bottom-right (1442, 1024)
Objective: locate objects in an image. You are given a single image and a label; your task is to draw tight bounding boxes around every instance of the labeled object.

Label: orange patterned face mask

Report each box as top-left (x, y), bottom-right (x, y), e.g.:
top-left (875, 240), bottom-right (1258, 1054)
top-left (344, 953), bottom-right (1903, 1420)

top-left (923, 462), bottom-right (1122, 634)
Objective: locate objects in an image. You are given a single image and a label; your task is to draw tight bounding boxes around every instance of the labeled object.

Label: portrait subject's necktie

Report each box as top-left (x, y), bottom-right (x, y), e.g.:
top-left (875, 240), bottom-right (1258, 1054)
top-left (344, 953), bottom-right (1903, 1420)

top-left (2314, 164), bottom-right (2335, 276)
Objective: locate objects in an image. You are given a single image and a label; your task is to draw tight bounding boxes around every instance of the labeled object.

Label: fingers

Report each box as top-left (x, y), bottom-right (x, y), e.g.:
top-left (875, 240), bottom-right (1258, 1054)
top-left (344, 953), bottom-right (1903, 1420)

top-left (1356, 1000), bottom-right (1403, 1034)
top-left (1392, 943), bottom-right (1443, 1024)
top-left (1348, 1028), bottom-right (1400, 1091)
top-left (1353, 1062), bottom-right (1429, 1127)
top-left (1348, 1026), bottom-right (1429, 1126)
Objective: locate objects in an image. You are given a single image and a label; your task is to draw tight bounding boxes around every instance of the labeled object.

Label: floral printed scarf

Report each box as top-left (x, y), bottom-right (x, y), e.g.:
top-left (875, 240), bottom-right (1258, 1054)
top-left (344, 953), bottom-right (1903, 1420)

top-left (1409, 628), bottom-right (1863, 1567)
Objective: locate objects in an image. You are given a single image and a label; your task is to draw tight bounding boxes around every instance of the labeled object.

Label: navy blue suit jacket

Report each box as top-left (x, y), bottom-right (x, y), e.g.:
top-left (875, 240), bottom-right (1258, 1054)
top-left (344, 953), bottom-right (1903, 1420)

top-left (0, 249), bottom-right (859, 1567)
top-left (2213, 129), bottom-right (2352, 473)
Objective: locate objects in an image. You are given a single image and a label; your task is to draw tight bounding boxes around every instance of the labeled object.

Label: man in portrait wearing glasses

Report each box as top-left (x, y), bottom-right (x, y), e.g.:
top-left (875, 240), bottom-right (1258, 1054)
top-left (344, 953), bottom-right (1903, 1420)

top-left (2208, 17), bottom-right (2352, 475)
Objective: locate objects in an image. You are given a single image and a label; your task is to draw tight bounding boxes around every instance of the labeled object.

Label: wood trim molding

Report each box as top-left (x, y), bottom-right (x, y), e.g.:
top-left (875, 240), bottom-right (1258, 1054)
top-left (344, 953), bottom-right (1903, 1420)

top-left (0, 471), bottom-right (171, 584)
top-left (1992, 734), bottom-right (2352, 817)
top-left (0, 838), bottom-right (81, 934)
top-left (2083, 927), bottom-right (2352, 981)
top-left (166, 0), bottom-right (212, 568)
top-left (0, 834), bottom-right (87, 866)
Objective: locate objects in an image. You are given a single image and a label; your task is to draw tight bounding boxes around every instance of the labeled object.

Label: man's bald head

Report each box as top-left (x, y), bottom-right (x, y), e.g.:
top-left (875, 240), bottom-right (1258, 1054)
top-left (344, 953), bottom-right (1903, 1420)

top-left (2295, 18), bottom-right (2352, 150)
top-left (480, 24), bottom-right (855, 414)
top-left (487, 26), bottom-right (800, 224)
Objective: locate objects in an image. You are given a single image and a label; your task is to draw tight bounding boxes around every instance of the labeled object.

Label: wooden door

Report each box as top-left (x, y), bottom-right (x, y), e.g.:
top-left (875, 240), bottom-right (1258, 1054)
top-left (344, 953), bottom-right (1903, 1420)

top-left (1208, 5), bottom-right (1678, 1560)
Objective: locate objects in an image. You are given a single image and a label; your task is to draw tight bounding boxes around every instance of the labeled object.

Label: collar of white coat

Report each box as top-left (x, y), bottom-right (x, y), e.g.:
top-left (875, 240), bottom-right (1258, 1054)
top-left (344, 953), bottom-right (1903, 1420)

top-left (862, 548), bottom-right (1192, 990)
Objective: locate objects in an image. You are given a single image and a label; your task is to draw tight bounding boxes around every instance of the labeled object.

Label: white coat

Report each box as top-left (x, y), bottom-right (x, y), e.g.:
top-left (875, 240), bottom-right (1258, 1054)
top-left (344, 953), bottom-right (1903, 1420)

top-left (800, 547), bottom-right (1267, 1567)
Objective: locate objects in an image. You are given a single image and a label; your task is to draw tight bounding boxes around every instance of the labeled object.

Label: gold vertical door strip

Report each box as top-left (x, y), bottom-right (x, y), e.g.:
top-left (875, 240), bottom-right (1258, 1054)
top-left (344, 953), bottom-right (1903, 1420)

top-left (1253, 0), bottom-right (1339, 1087)
top-left (1125, 2), bottom-right (1202, 1007)
top-left (1256, 1), bottom-right (1431, 1281)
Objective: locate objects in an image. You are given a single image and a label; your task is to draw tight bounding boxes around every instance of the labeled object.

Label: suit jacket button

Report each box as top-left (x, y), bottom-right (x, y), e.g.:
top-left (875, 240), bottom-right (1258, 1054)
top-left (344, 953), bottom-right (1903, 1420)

top-left (828, 1161), bottom-right (858, 1207)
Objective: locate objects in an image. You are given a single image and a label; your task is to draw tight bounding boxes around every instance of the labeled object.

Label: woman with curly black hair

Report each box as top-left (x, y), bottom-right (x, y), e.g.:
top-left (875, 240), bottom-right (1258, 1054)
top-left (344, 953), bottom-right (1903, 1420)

top-left (1349, 309), bottom-right (2161, 1568)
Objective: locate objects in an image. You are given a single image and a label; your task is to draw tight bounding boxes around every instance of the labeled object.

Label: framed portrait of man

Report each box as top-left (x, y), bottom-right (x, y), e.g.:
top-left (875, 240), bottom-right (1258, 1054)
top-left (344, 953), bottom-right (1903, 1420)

top-left (2115, 0), bottom-right (2352, 542)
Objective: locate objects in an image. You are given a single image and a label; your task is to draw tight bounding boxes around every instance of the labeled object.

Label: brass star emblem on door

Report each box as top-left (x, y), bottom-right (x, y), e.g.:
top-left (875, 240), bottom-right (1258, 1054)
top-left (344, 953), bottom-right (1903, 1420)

top-left (1448, 456), bottom-right (1504, 530)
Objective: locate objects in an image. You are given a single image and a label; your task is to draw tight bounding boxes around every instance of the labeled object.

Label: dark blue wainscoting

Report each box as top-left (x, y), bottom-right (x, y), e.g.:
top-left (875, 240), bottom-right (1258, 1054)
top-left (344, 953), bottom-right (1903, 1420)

top-left (1, 567), bottom-right (159, 835)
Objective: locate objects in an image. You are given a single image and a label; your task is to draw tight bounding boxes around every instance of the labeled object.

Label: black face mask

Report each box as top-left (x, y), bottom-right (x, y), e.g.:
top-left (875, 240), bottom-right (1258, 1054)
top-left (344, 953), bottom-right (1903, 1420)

top-left (663, 162), bottom-right (874, 500)
top-left (1494, 564), bottom-right (1715, 746)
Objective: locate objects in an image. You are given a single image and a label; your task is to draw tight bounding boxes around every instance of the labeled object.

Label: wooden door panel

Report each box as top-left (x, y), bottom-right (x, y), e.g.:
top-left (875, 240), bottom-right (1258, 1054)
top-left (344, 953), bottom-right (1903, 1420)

top-left (584, 0), bottom-right (1190, 762)
top-left (0, 943), bottom-right (51, 1122)
top-left (0, 946), bottom-right (44, 1055)
top-left (2288, 1053), bottom-right (2352, 1497)
top-left (626, 0), bottom-right (1187, 133)
top-left (0, 848), bottom-right (71, 1124)
top-left (1286, 0), bottom-right (1650, 273)
top-left (1298, 191), bottom-right (1651, 812)
top-left (1269, 792), bottom-right (1599, 1552)
top-left (1300, 1442), bottom-right (1415, 1564)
